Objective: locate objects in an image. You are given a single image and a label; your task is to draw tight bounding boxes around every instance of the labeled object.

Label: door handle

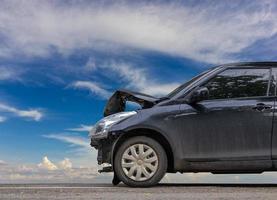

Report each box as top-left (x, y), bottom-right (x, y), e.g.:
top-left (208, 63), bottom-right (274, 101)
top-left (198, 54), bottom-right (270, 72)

top-left (252, 103), bottom-right (272, 111)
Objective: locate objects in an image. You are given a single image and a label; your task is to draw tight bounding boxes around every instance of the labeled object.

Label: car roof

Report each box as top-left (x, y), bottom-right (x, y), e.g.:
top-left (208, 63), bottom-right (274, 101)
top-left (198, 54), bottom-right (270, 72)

top-left (219, 61), bottom-right (277, 68)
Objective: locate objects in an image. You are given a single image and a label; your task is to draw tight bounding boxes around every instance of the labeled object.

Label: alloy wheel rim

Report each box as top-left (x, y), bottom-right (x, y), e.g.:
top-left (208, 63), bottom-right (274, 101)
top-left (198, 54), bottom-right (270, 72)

top-left (121, 143), bottom-right (159, 181)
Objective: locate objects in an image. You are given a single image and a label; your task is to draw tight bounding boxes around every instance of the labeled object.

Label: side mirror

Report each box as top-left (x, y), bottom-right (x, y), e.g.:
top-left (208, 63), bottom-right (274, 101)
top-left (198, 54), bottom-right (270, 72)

top-left (188, 87), bottom-right (209, 104)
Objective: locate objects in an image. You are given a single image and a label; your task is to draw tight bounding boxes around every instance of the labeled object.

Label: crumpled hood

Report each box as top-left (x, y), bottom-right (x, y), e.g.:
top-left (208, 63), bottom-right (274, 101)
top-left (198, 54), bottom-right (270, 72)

top-left (103, 89), bottom-right (159, 117)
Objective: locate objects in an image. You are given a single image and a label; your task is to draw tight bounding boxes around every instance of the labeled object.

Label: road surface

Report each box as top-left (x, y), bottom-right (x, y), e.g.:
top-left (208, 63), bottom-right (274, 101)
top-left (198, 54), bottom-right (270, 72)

top-left (1, 183), bottom-right (277, 199)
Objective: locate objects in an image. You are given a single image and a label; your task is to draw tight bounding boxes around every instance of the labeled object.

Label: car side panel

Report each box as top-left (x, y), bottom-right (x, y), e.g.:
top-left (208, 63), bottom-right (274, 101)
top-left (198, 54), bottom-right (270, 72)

top-left (178, 98), bottom-right (274, 161)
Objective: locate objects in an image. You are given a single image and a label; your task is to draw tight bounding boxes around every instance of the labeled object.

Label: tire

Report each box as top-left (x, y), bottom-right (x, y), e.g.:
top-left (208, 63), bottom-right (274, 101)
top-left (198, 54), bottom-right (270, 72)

top-left (114, 136), bottom-right (167, 187)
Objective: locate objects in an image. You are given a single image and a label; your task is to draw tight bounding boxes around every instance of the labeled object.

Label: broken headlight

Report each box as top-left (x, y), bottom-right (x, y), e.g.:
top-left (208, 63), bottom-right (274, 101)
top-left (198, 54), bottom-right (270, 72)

top-left (89, 111), bottom-right (137, 138)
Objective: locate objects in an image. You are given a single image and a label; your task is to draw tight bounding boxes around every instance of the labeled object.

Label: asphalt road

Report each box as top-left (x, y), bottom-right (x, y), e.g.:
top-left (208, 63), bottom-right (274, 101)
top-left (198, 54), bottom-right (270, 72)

top-left (1, 183), bottom-right (277, 200)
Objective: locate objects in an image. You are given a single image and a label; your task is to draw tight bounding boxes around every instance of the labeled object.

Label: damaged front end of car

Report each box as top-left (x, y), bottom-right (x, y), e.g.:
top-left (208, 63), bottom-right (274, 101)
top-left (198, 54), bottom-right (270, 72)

top-left (103, 89), bottom-right (159, 117)
top-left (89, 111), bottom-right (137, 172)
top-left (89, 89), bottom-right (159, 173)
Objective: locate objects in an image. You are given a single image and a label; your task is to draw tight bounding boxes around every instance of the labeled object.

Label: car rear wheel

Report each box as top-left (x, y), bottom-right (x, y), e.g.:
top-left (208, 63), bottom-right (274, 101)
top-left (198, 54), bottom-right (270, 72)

top-left (114, 136), bottom-right (167, 187)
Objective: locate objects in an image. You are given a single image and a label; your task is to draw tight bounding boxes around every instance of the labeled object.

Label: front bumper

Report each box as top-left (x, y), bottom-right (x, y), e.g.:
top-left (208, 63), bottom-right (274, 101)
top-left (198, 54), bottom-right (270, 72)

top-left (90, 136), bottom-right (116, 165)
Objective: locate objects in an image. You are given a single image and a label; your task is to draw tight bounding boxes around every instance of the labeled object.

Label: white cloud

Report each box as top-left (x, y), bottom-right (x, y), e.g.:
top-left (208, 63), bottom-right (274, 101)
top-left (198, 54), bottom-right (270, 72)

top-left (141, 83), bottom-right (180, 96)
top-left (43, 134), bottom-right (89, 149)
top-left (0, 66), bottom-right (17, 81)
top-left (0, 102), bottom-right (43, 121)
top-left (71, 81), bottom-right (111, 99)
top-left (38, 156), bottom-right (72, 171)
top-left (38, 156), bottom-right (58, 171)
top-left (66, 124), bottom-right (94, 132)
top-left (103, 62), bottom-right (180, 96)
top-left (0, 65), bottom-right (26, 83)
top-left (0, 1), bottom-right (276, 63)
top-left (58, 158), bottom-right (72, 170)
top-left (0, 116), bottom-right (6, 123)
top-left (73, 61), bottom-right (180, 97)
top-left (0, 160), bottom-right (7, 165)
top-left (17, 110), bottom-right (43, 121)
top-left (0, 157), bottom-right (102, 183)
top-left (83, 57), bottom-right (97, 71)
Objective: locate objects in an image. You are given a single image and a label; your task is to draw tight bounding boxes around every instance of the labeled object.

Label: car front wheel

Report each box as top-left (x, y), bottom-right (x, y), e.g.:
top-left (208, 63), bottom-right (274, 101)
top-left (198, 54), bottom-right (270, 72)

top-left (114, 136), bottom-right (167, 187)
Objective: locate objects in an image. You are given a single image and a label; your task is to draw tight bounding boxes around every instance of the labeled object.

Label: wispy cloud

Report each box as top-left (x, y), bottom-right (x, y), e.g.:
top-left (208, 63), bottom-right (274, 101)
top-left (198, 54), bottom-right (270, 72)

top-left (66, 124), bottom-right (93, 132)
top-left (0, 102), bottom-right (43, 121)
top-left (0, 1), bottom-right (276, 63)
top-left (43, 134), bottom-right (89, 149)
top-left (0, 66), bottom-right (15, 81)
top-left (0, 116), bottom-right (6, 123)
top-left (100, 61), bottom-right (180, 96)
top-left (43, 133), bottom-right (98, 168)
top-left (72, 60), bottom-right (180, 97)
top-left (0, 66), bottom-right (23, 82)
top-left (71, 81), bottom-right (111, 99)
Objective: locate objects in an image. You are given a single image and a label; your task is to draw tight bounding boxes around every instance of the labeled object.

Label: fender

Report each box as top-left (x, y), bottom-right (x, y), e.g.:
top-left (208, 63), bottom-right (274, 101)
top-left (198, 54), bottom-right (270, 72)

top-left (110, 125), bottom-right (175, 171)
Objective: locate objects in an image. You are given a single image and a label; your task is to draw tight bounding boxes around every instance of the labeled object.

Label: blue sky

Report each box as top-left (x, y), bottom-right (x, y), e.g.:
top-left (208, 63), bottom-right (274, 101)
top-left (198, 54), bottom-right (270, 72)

top-left (0, 0), bottom-right (277, 183)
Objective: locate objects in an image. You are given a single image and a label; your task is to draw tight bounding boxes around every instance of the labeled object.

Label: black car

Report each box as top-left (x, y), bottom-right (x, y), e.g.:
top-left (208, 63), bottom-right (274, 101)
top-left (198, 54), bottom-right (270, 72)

top-left (89, 62), bottom-right (277, 187)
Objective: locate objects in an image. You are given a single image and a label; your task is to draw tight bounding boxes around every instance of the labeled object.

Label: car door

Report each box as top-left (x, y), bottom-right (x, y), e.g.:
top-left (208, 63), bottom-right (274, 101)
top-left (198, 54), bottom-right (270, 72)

top-left (178, 67), bottom-right (274, 170)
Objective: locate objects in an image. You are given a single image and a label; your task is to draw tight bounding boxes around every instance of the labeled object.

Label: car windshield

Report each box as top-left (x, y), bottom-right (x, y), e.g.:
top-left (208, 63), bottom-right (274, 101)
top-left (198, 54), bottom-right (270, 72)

top-left (166, 68), bottom-right (214, 98)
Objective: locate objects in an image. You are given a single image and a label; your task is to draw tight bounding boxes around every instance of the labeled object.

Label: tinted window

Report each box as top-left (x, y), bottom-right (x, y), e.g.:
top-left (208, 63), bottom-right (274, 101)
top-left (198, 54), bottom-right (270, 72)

top-left (204, 68), bottom-right (270, 100)
top-left (167, 68), bottom-right (214, 98)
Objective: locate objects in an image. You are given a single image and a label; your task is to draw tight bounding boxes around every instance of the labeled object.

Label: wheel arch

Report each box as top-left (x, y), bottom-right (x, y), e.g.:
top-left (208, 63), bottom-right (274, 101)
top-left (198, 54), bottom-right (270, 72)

top-left (111, 128), bottom-right (175, 172)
